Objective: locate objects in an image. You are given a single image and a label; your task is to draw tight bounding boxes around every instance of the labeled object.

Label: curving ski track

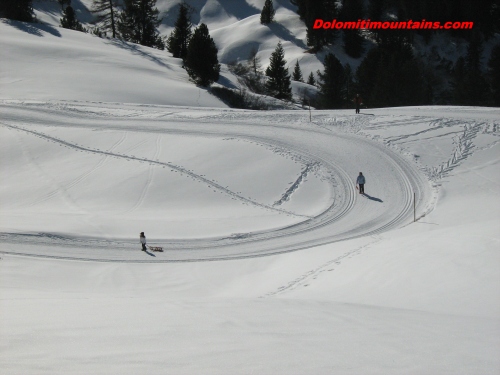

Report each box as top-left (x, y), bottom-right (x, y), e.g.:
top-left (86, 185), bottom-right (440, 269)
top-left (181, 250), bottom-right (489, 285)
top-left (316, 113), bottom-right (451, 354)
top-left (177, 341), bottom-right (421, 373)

top-left (0, 101), bottom-right (433, 262)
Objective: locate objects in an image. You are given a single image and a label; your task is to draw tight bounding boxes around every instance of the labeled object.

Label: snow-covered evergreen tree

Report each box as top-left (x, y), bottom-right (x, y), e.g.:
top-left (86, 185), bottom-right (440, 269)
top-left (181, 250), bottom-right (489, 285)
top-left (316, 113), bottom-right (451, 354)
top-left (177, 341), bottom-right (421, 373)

top-left (184, 23), bottom-right (220, 86)
top-left (305, 0), bottom-right (338, 52)
top-left (292, 60), bottom-right (303, 82)
top-left (167, 2), bottom-right (192, 60)
top-left (60, 5), bottom-right (86, 32)
top-left (117, 0), bottom-right (164, 49)
top-left (317, 53), bottom-right (345, 108)
top-left (340, 0), bottom-right (365, 58)
top-left (260, 0), bottom-right (275, 25)
top-left (307, 71), bottom-right (316, 86)
top-left (265, 41), bottom-right (292, 100)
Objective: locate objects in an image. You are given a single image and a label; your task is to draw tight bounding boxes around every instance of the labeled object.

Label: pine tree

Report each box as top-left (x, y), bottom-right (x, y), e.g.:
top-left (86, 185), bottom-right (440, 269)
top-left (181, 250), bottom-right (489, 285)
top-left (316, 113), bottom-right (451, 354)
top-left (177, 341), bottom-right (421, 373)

top-left (184, 23), bottom-right (220, 86)
top-left (451, 57), bottom-right (468, 105)
top-left (91, 0), bottom-right (119, 38)
top-left (465, 32), bottom-right (483, 72)
top-left (58, 0), bottom-right (71, 9)
top-left (307, 71), bottom-right (316, 86)
top-left (60, 5), bottom-right (86, 32)
top-left (292, 60), bottom-right (303, 82)
top-left (340, 0), bottom-right (365, 58)
top-left (354, 31), bottom-right (428, 108)
top-left (260, 0), bottom-right (275, 25)
top-left (167, 2), bottom-right (192, 59)
top-left (117, 0), bottom-right (164, 49)
top-left (290, 0), bottom-right (306, 20)
top-left (368, 0), bottom-right (384, 20)
top-left (265, 41), bottom-right (292, 100)
top-left (317, 53), bottom-right (345, 108)
top-left (343, 29), bottom-right (365, 58)
top-left (488, 44), bottom-right (500, 106)
top-left (305, 0), bottom-right (338, 52)
top-left (367, 46), bottom-right (427, 108)
top-left (452, 31), bottom-right (489, 105)
top-left (0, 0), bottom-right (34, 22)
top-left (355, 47), bottom-right (381, 107)
top-left (344, 63), bottom-right (354, 104)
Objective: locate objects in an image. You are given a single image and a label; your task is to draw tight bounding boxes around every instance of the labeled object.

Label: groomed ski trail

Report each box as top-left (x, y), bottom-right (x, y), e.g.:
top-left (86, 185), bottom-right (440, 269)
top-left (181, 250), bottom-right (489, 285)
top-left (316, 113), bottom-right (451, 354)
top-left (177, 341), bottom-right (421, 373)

top-left (0, 101), bottom-right (433, 262)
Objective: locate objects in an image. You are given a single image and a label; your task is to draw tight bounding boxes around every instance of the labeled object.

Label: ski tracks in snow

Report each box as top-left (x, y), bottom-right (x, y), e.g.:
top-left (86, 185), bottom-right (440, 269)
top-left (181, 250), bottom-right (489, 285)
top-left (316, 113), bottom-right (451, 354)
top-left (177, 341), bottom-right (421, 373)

top-left (274, 162), bottom-right (319, 207)
top-left (425, 121), bottom-right (498, 181)
top-left (125, 134), bottom-right (162, 214)
top-left (0, 102), bottom-right (438, 262)
top-left (1, 122), bottom-right (310, 219)
top-left (16, 132), bottom-right (128, 208)
top-left (262, 236), bottom-right (382, 298)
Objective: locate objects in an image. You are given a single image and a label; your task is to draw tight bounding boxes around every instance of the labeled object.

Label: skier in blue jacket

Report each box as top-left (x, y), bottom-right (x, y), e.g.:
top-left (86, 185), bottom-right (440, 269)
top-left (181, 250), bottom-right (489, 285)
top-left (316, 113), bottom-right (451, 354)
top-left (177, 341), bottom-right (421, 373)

top-left (356, 172), bottom-right (365, 194)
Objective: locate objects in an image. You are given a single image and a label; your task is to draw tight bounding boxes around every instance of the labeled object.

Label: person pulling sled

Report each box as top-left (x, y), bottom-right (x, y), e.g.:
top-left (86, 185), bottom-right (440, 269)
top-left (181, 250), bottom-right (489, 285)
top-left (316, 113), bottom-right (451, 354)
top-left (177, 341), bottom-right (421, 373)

top-left (356, 172), bottom-right (365, 194)
top-left (139, 232), bottom-right (164, 252)
top-left (140, 232), bottom-right (147, 251)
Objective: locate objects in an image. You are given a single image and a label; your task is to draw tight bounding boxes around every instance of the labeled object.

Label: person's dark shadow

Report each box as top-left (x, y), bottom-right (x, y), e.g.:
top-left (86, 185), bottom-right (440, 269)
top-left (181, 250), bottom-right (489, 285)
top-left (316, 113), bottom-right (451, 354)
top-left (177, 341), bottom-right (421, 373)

top-left (363, 193), bottom-right (383, 202)
top-left (143, 249), bottom-right (156, 257)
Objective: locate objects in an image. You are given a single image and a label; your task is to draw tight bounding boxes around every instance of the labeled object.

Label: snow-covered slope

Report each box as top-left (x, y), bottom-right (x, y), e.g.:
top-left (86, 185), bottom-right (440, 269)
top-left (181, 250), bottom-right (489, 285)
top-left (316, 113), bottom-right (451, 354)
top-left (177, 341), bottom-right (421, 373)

top-left (1, 3), bottom-right (500, 374)
top-left (0, 19), bottom-right (226, 106)
top-left (1, 100), bottom-right (499, 374)
top-left (31, 0), bottom-right (364, 86)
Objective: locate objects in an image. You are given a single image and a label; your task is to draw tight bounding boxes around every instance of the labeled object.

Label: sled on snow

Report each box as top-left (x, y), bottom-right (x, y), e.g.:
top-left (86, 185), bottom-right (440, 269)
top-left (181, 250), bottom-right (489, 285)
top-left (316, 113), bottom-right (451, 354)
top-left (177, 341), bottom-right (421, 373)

top-left (147, 245), bottom-right (164, 252)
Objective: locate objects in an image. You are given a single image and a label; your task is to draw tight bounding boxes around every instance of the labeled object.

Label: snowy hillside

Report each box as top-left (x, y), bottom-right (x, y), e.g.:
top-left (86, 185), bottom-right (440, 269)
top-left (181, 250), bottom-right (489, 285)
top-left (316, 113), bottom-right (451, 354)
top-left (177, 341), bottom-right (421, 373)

top-left (0, 19), bottom-right (226, 106)
top-left (1, 1), bottom-right (500, 374)
top-left (31, 0), bottom-right (348, 76)
top-left (1, 99), bottom-right (499, 373)
top-left (26, 0), bottom-right (360, 105)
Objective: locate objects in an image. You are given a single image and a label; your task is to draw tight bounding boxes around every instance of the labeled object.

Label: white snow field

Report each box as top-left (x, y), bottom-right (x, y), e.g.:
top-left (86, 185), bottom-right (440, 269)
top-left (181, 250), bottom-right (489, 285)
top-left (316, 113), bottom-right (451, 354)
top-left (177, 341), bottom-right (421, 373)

top-left (1, 13), bottom-right (500, 375)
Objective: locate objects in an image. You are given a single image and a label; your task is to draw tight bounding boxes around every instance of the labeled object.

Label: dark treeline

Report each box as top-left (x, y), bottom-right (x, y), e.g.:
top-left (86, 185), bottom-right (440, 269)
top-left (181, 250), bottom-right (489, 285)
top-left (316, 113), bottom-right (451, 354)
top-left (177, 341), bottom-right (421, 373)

top-left (0, 0), bottom-right (35, 22)
top-left (292, 0), bottom-right (500, 108)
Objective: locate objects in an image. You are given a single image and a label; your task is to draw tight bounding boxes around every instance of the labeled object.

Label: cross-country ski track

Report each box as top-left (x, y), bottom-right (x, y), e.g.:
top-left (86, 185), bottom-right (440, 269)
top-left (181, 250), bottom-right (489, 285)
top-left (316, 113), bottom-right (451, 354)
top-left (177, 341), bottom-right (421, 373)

top-left (0, 101), bottom-right (433, 262)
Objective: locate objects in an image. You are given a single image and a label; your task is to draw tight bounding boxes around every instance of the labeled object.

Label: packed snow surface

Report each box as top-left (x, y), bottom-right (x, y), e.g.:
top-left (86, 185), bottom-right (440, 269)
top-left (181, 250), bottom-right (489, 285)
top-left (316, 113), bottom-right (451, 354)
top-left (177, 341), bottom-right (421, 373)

top-left (1, 100), bottom-right (433, 261)
top-left (1, 100), bottom-right (499, 374)
top-left (1, 10), bottom-right (500, 375)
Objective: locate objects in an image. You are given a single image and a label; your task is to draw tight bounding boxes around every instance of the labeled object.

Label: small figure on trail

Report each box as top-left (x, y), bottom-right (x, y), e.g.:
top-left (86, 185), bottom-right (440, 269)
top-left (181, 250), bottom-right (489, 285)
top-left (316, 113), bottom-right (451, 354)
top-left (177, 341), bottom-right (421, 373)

top-left (353, 94), bottom-right (362, 114)
top-left (140, 232), bottom-right (147, 251)
top-left (356, 172), bottom-right (365, 194)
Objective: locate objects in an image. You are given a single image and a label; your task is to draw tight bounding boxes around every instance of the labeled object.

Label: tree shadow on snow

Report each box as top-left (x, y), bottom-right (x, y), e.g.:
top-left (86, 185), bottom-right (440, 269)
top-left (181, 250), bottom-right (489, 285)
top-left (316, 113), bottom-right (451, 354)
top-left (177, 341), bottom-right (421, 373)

top-left (217, 75), bottom-right (239, 89)
top-left (268, 22), bottom-right (307, 49)
top-left (185, 0), bottom-right (260, 26)
top-left (2, 19), bottom-right (61, 37)
top-left (106, 39), bottom-right (173, 71)
top-left (363, 193), bottom-right (383, 202)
